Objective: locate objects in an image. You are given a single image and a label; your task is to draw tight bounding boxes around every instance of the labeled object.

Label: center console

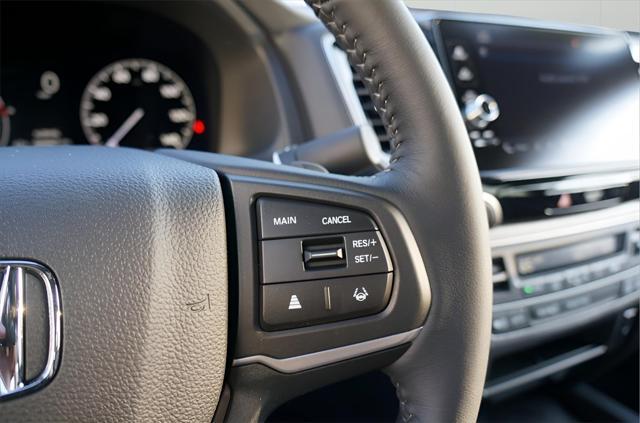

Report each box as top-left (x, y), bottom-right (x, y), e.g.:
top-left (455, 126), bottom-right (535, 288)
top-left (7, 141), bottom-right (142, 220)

top-left (491, 208), bottom-right (639, 342)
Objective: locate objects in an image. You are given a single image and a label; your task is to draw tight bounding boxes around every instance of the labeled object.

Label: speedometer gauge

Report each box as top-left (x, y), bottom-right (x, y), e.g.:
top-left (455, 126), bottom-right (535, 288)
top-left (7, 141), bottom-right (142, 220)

top-left (80, 59), bottom-right (196, 149)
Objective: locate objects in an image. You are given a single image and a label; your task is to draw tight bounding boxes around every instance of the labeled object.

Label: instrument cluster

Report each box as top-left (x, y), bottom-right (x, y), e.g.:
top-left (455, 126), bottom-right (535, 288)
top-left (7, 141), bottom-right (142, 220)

top-left (0, 2), bottom-right (218, 151)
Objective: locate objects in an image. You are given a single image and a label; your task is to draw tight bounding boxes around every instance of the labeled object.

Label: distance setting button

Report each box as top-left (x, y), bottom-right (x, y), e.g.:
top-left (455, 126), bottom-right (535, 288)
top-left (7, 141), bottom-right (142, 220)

top-left (261, 281), bottom-right (326, 330)
top-left (257, 198), bottom-right (377, 239)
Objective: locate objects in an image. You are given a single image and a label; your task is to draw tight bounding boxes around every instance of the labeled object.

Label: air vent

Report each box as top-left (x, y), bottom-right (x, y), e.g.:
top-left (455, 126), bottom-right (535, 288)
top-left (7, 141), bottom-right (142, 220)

top-left (349, 65), bottom-right (392, 152)
top-left (325, 37), bottom-right (390, 164)
top-left (492, 258), bottom-right (509, 291)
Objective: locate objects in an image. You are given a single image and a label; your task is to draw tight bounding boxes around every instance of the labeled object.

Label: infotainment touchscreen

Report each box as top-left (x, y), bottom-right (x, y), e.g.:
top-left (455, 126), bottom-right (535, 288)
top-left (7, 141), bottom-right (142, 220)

top-left (437, 20), bottom-right (639, 173)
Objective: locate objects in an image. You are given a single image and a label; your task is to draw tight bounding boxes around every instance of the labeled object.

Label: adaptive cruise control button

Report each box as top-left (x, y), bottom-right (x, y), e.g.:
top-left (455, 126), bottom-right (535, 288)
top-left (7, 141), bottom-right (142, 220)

top-left (257, 198), bottom-right (377, 239)
top-left (261, 273), bottom-right (392, 331)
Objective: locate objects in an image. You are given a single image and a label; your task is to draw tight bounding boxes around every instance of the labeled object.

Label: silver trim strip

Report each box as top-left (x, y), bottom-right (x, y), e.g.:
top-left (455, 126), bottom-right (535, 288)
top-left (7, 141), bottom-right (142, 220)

top-left (14, 267), bottom-right (25, 392)
top-left (495, 171), bottom-right (638, 197)
top-left (480, 162), bottom-right (640, 183)
top-left (490, 201), bottom-right (639, 249)
top-left (232, 327), bottom-right (422, 373)
top-left (0, 265), bottom-right (22, 395)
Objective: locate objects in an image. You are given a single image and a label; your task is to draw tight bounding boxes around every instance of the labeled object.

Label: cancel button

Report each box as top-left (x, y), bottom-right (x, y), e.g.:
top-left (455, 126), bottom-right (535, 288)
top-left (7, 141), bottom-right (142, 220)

top-left (322, 215), bottom-right (351, 225)
top-left (257, 198), bottom-right (377, 239)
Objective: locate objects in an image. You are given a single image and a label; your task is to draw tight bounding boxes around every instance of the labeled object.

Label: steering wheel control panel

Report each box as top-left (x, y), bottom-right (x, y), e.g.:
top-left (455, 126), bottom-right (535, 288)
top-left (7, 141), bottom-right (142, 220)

top-left (256, 198), bottom-right (394, 330)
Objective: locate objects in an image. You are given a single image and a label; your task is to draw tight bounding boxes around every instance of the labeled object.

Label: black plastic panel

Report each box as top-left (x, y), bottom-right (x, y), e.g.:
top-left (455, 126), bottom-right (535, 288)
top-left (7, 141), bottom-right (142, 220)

top-left (222, 174), bottom-right (430, 359)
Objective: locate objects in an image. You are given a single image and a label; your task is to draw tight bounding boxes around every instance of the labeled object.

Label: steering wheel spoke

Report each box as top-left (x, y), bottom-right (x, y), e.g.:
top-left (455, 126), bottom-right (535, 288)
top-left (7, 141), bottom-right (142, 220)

top-left (156, 149), bottom-right (430, 420)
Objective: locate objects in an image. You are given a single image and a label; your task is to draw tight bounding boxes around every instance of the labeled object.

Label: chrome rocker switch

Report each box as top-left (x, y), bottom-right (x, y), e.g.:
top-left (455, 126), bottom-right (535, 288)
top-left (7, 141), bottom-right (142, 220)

top-left (302, 237), bottom-right (346, 270)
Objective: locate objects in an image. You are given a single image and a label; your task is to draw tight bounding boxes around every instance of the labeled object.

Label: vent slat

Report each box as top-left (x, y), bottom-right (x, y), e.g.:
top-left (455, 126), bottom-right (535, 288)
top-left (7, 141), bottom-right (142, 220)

top-left (349, 65), bottom-right (390, 152)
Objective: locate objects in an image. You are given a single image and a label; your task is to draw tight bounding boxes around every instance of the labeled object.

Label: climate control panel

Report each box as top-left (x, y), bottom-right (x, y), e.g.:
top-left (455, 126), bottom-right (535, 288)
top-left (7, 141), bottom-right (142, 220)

top-left (256, 198), bottom-right (394, 331)
top-left (491, 228), bottom-right (640, 336)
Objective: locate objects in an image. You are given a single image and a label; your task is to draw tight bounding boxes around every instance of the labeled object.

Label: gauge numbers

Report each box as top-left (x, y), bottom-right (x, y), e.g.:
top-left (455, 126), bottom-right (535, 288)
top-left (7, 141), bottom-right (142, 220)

top-left (80, 59), bottom-right (196, 149)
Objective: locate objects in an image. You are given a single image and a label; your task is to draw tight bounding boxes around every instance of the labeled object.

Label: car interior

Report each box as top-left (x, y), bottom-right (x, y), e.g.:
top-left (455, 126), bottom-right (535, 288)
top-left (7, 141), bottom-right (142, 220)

top-left (0, 0), bottom-right (638, 422)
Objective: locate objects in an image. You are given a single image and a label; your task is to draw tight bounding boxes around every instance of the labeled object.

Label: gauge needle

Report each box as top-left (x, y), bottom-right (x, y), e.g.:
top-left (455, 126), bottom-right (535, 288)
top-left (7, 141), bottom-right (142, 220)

top-left (105, 108), bottom-right (145, 147)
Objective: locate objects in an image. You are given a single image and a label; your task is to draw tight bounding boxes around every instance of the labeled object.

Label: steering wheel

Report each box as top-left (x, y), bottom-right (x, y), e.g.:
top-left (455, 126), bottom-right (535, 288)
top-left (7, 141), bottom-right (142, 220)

top-left (0, 0), bottom-right (491, 421)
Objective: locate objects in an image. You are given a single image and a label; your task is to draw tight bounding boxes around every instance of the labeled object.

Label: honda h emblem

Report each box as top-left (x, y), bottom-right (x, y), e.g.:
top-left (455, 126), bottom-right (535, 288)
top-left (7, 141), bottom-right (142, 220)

top-left (0, 261), bottom-right (61, 399)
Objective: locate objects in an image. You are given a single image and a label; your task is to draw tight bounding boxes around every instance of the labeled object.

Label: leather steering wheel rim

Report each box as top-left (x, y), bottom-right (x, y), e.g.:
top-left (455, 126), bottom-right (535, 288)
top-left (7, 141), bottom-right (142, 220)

top-left (305, 1), bottom-right (492, 421)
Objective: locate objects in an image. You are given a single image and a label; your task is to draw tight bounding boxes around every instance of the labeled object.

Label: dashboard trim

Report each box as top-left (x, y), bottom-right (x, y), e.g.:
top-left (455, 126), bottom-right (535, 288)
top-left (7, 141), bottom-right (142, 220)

top-left (484, 344), bottom-right (608, 398)
top-left (490, 201), bottom-right (639, 249)
top-left (492, 292), bottom-right (639, 354)
top-left (480, 162), bottom-right (640, 183)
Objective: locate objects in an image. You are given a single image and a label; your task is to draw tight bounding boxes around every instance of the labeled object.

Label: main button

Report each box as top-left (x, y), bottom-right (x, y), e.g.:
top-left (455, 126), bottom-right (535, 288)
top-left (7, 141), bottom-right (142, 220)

top-left (260, 231), bottom-right (392, 284)
top-left (257, 198), bottom-right (377, 239)
top-left (261, 273), bottom-right (392, 330)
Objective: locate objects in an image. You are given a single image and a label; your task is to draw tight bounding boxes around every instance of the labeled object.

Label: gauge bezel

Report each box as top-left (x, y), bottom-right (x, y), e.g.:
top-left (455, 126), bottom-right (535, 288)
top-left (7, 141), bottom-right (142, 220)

top-left (79, 58), bottom-right (196, 149)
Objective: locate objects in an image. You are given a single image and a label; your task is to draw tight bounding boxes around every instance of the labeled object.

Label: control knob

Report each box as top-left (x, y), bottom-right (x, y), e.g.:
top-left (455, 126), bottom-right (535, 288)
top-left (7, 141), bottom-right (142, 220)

top-left (463, 93), bottom-right (500, 129)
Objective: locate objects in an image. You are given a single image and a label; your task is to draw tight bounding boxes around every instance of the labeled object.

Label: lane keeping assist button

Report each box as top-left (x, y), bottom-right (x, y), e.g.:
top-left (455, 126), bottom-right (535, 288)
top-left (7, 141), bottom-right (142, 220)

top-left (257, 198), bottom-right (377, 239)
top-left (261, 273), bottom-right (392, 330)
